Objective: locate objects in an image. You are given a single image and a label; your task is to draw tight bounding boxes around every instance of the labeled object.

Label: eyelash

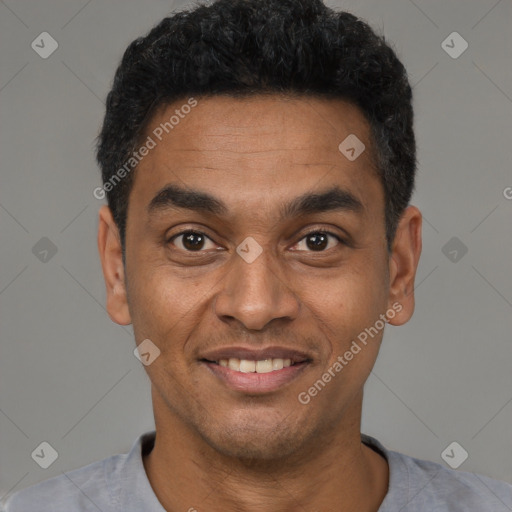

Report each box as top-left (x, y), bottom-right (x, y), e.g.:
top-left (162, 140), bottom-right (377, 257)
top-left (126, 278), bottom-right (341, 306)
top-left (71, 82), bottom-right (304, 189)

top-left (167, 229), bottom-right (346, 253)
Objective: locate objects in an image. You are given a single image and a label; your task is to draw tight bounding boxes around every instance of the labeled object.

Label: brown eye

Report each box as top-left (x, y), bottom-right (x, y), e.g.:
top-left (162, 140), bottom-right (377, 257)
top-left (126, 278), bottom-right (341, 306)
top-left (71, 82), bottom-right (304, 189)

top-left (292, 231), bottom-right (343, 252)
top-left (169, 231), bottom-right (215, 252)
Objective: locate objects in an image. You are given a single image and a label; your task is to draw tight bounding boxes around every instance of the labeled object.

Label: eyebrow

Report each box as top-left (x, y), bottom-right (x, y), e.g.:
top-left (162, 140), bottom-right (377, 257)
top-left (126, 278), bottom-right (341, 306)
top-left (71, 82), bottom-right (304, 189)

top-left (147, 183), bottom-right (364, 221)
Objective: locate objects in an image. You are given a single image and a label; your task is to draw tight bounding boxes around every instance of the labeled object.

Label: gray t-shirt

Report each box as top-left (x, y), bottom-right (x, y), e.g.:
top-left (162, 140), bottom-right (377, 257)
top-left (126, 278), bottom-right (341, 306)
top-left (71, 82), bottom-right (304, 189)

top-left (2, 430), bottom-right (511, 511)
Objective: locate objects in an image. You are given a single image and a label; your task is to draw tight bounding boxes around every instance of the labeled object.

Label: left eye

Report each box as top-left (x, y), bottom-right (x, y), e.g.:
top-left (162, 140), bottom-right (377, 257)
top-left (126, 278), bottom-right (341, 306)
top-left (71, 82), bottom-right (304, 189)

top-left (292, 231), bottom-right (342, 252)
top-left (170, 231), bottom-right (217, 252)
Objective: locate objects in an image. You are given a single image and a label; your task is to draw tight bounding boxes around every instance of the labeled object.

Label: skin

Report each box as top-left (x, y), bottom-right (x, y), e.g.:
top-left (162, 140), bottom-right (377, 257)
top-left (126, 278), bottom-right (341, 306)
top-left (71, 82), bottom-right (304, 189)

top-left (98, 95), bottom-right (422, 512)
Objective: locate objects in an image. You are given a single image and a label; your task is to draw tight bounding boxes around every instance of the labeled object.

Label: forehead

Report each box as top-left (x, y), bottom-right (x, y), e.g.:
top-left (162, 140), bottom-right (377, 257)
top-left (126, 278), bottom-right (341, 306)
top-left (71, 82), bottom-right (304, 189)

top-left (129, 95), bottom-right (383, 219)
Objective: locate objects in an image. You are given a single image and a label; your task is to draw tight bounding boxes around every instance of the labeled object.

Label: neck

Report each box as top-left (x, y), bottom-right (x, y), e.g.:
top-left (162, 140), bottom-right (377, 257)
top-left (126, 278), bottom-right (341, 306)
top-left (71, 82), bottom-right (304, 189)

top-left (143, 391), bottom-right (389, 512)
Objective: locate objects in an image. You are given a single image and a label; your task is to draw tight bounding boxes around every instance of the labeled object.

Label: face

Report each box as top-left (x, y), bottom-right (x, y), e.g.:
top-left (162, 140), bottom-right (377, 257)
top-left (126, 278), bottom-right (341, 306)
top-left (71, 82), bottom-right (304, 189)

top-left (98, 95), bottom-right (421, 460)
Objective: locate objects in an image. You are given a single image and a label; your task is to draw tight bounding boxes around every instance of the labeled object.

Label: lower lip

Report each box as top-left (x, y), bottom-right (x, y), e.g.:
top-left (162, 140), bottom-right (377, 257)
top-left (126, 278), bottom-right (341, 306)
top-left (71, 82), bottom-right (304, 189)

top-left (202, 361), bottom-right (310, 393)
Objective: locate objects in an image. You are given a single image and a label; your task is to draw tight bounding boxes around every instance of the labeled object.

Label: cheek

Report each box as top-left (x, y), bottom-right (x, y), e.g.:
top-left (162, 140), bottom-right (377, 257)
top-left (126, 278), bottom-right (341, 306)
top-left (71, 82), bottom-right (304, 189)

top-left (306, 258), bottom-right (388, 354)
top-left (307, 278), bottom-right (386, 407)
top-left (126, 264), bottom-right (210, 355)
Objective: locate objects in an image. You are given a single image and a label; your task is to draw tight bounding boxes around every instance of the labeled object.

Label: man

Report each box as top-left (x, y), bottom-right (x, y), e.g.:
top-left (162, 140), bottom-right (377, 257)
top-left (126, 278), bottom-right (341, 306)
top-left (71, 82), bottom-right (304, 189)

top-left (3, 0), bottom-right (511, 510)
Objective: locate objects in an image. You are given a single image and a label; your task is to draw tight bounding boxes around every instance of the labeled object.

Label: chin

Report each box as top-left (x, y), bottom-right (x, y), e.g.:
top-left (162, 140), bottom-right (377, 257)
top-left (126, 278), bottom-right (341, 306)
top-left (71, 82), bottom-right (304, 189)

top-left (212, 435), bottom-right (299, 462)
top-left (199, 417), bottom-right (310, 462)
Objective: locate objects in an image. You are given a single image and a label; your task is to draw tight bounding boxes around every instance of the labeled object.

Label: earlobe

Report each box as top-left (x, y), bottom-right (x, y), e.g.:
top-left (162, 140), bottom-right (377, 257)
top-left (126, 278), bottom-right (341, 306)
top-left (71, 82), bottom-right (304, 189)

top-left (97, 205), bottom-right (132, 325)
top-left (386, 205), bottom-right (422, 326)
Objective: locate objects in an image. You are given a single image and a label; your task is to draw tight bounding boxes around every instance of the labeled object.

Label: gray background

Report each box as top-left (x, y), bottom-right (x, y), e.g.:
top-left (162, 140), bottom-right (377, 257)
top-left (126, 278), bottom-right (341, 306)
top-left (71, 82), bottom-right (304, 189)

top-left (1, 0), bottom-right (511, 502)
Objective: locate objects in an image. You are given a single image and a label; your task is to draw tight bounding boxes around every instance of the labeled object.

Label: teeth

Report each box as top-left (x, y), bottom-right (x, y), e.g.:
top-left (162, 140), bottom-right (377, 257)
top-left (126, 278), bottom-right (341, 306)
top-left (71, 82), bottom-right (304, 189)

top-left (272, 358), bottom-right (284, 370)
top-left (255, 359), bottom-right (273, 373)
top-left (227, 358), bottom-right (240, 370)
top-left (216, 357), bottom-right (296, 373)
top-left (239, 359), bottom-right (256, 373)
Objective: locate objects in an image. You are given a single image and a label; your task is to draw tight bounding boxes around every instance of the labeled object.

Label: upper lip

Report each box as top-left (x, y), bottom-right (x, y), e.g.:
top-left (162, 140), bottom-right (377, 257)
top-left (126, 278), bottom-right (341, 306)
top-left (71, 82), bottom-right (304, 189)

top-left (200, 346), bottom-right (312, 364)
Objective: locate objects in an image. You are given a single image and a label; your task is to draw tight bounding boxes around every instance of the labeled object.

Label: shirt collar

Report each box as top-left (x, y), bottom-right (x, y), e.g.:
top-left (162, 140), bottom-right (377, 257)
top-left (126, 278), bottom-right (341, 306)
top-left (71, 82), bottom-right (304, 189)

top-left (118, 430), bottom-right (399, 511)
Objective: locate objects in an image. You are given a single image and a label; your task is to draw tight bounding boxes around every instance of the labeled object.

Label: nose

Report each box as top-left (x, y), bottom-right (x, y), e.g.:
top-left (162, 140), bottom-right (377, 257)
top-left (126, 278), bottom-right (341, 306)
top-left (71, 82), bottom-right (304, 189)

top-left (214, 241), bottom-right (300, 331)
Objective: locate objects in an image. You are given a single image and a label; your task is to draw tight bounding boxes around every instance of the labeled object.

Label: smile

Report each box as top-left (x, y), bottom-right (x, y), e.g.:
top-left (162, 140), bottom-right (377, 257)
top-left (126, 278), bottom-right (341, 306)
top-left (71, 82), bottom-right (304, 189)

top-left (198, 346), bottom-right (312, 393)
top-left (209, 357), bottom-right (294, 373)
top-left (201, 359), bottom-right (310, 393)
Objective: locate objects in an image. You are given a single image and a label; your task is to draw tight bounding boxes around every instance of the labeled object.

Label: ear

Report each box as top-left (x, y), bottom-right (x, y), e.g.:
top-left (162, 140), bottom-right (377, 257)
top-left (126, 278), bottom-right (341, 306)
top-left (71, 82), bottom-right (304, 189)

top-left (97, 205), bottom-right (132, 325)
top-left (386, 205), bottom-right (422, 326)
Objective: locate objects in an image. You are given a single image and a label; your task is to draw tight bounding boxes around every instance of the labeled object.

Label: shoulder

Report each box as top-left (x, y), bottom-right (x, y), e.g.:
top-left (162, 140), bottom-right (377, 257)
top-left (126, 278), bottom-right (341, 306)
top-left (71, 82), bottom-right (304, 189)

top-left (394, 450), bottom-right (512, 510)
top-left (362, 435), bottom-right (512, 511)
top-left (1, 451), bottom-right (126, 512)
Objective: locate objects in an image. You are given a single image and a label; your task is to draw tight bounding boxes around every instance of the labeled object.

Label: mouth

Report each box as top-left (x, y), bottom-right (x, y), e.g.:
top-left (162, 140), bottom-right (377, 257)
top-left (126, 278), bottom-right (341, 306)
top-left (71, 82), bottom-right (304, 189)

top-left (201, 357), bottom-right (304, 373)
top-left (199, 347), bottom-right (312, 393)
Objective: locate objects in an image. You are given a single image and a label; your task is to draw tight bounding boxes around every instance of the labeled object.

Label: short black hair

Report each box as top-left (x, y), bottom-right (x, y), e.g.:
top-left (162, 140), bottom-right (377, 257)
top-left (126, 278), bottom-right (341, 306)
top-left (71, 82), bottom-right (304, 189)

top-left (96, 0), bottom-right (416, 254)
